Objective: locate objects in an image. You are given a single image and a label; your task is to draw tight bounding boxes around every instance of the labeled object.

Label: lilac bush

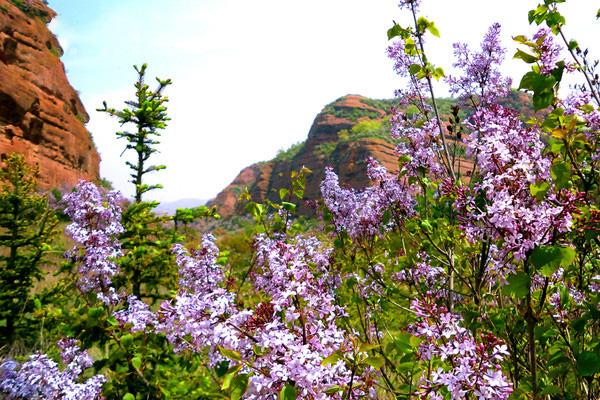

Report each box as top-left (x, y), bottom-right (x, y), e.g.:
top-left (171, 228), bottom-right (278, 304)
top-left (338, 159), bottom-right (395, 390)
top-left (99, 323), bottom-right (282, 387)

top-left (63, 181), bottom-right (124, 305)
top-left (0, 339), bottom-right (105, 400)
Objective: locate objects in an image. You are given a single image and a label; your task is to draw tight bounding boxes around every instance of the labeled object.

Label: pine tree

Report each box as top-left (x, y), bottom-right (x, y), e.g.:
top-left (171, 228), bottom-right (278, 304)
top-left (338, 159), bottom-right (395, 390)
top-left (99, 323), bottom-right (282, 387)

top-left (0, 153), bottom-right (58, 343)
top-left (98, 64), bottom-right (176, 299)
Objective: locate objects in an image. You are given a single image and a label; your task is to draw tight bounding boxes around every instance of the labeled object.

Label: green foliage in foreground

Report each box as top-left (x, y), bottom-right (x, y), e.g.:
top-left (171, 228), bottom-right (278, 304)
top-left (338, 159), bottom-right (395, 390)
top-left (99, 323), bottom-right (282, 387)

top-left (0, 154), bottom-right (58, 345)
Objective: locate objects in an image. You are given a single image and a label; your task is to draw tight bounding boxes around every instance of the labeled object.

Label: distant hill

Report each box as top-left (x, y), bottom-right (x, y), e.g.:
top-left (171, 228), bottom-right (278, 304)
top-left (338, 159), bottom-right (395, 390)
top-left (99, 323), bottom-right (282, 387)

top-left (208, 91), bottom-right (536, 218)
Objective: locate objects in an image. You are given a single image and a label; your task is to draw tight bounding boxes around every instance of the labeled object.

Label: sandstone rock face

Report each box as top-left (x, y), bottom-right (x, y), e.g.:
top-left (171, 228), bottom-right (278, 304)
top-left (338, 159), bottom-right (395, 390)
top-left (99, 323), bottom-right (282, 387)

top-left (0, 0), bottom-right (100, 190)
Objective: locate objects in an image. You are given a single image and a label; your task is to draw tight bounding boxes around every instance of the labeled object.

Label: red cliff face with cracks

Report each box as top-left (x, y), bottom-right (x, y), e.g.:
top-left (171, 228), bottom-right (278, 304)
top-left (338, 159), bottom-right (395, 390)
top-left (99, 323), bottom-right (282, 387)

top-left (0, 0), bottom-right (100, 189)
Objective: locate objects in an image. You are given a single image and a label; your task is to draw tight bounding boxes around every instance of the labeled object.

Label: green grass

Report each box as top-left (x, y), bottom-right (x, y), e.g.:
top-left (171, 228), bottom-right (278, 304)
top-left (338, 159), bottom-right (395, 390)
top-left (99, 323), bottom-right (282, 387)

top-left (10, 0), bottom-right (49, 19)
top-left (274, 141), bottom-right (304, 162)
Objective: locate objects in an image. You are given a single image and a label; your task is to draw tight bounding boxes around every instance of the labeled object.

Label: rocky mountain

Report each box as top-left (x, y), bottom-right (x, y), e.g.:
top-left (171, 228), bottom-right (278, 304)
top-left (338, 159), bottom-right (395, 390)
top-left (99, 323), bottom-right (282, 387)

top-left (209, 92), bottom-right (535, 218)
top-left (0, 0), bottom-right (100, 189)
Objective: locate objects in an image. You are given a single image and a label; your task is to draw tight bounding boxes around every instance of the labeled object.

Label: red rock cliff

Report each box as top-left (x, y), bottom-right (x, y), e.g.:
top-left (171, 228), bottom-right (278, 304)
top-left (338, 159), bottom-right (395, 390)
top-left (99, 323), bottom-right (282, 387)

top-left (0, 0), bottom-right (100, 189)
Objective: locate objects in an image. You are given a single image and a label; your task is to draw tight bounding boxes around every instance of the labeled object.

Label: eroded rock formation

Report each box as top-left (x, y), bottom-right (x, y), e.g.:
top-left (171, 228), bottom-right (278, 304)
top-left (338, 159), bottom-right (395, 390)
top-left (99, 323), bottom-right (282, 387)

top-left (0, 0), bottom-right (100, 189)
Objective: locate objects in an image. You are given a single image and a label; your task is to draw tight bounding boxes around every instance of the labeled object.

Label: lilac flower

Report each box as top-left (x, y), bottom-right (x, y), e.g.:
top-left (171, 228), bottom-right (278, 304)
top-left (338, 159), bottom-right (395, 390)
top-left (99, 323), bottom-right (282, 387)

top-left (393, 253), bottom-right (446, 292)
top-left (247, 235), bottom-right (376, 399)
top-left (321, 160), bottom-right (415, 241)
top-left (446, 23), bottom-right (512, 102)
top-left (63, 181), bottom-right (124, 305)
top-left (156, 235), bottom-right (237, 353)
top-left (114, 295), bottom-right (157, 332)
top-left (398, 0), bottom-right (420, 11)
top-left (533, 27), bottom-right (562, 75)
top-left (154, 234), bottom-right (376, 399)
top-left (0, 340), bottom-right (105, 399)
top-left (409, 297), bottom-right (512, 399)
top-left (455, 105), bottom-right (573, 282)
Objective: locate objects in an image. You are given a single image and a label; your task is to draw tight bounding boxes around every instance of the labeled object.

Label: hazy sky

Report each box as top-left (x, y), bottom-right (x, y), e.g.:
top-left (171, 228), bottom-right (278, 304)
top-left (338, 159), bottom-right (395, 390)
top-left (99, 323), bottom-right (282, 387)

top-left (47, 0), bottom-right (599, 202)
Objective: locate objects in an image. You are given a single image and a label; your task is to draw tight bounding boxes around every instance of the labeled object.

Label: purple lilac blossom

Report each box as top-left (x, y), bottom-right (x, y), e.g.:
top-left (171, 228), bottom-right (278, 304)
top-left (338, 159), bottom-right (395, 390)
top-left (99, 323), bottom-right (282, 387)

top-left (533, 27), bottom-right (562, 75)
top-left (446, 23), bottom-right (512, 102)
top-left (409, 296), bottom-right (512, 399)
top-left (155, 234), bottom-right (376, 399)
top-left (455, 105), bottom-right (573, 283)
top-left (248, 235), bottom-right (376, 399)
top-left (156, 234), bottom-right (237, 354)
top-left (0, 339), bottom-right (105, 399)
top-left (321, 159), bottom-right (415, 241)
top-left (63, 181), bottom-right (124, 305)
top-left (387, 34), bottom-right (447, 177)
top-left (398, 0), bottom-right (420, 11)
top-left (560, 92), bottom-right (600, 162)
top-left (114, 295), bottom-right (157, 332)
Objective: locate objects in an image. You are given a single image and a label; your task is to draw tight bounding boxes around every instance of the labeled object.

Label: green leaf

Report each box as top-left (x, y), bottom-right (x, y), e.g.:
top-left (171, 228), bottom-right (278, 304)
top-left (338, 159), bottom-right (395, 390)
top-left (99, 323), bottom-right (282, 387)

top-left (530, 245), bottom-right (576, 277)
top-left (279, 188), bottom-right (289, 200)
top-left (218, 346), bottom-right (243, 362)
top-left (533, 90), bottom-right (554, 110)
top-left (408, 63), bottom-right (422, 75)
top-left (513, 35), bottom-right (529, 44)
top-left (514, 49), bottom-right (538, 63)
top-left (230, 373), bottom-right (249, 400)
top-left (281, 201), bottom-right (296, 212)
top-left (576, 352), bottom-right (600, 376)
top-left (88, 307), bottom-right (104, 320)
top-left (503, 272), bottom-right (531, 298)
top-left (387, 24), bottom-right (408, 40)
top-left (131, 356), bottom-right (142, 370)
top-left (120, 334), bottom-right (134, 348)
top-left (324, 385), bottom-right (343, 394)
top-left (550, 161), bottom-right (570, 189)
top-left (427, 22), bottom-right (440, 37)
top-left (530, 182), bottom-right (550, 200)
top-left (279, 384), bottom-right (297, 400)
top-left (321, 351), bottom-right (342, 366)
top-left (221, 365), bottom-right (242, 390)
top-left (420, 219), bottom-right (433, 233)
top-left (568, 39), bottom-right (579, 50)
top-left (123, 394), bottom-right (135, 400)
top-left (365, 355), bottom-right (385, 369)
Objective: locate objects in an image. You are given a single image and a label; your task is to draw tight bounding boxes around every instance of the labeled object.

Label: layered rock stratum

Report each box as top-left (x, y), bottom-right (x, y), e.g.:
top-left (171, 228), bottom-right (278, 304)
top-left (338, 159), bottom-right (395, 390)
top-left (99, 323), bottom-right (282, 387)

top-left (0, 0), bottom-right (100, 189)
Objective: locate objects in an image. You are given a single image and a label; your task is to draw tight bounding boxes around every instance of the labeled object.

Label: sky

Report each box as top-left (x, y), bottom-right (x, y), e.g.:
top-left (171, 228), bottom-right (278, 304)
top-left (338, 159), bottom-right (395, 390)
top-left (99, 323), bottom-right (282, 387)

top-left (47, 0), bottom-right (600, 202)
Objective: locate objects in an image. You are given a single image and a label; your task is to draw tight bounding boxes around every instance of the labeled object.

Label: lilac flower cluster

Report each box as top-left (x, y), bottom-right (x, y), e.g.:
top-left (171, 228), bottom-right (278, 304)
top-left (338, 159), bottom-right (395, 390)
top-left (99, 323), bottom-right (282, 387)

top-left (123, 233), bottom-right (375, 399)
top-left (0, 339), bottom-right (105, 399)
top-left (247, 235), bottom-right (375, 399)
top-left (446, 23), bottom-right (512, 102)
top-left (321, 159), bottom-right (415, 241)
top-left (409, 297), bottom-right (512, 399)
top-left (63, 181), bottom-right (124, 305)
top-left (398, 0), bottom-right (420, 11)
top-left (155, 234), bottom-right (237, 354)
top-left (532, 27), bottom-right (562, 75)
top-left (114, 295), bottom-right (157, 332)
top-left (392, 253), bottom-right (446, 292)
top-left (387, 32), bottom-right (449, 177)
top-left (456, 105), bottom-right (573, 280)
